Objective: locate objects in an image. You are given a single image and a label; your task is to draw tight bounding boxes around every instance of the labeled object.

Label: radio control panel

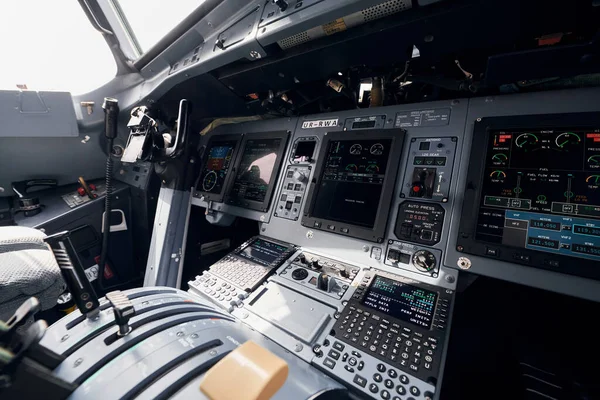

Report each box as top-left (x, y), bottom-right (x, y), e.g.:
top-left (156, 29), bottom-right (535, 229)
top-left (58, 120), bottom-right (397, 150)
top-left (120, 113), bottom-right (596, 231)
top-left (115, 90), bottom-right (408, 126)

top-left (279, 251), bottom-right (359, 300)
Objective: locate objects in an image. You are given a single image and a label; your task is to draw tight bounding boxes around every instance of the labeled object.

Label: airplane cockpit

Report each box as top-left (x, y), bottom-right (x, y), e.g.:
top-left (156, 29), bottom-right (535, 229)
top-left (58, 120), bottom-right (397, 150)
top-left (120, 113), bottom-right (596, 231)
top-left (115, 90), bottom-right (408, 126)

top-left (1, 1), bottom-right (599, 399)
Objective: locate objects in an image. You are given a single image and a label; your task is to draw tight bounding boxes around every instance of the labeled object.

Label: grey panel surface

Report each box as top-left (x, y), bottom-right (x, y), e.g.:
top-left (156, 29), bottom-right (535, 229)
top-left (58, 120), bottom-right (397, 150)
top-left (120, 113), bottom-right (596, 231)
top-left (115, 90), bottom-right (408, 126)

top-left (0, 130), bottom-right (107, 197)
top-left (0, 90), bottom-right (79, 137)
top-left (259, 101), bottom-right (464, 292)
top-left (243, 281), bottom-right (334, 344)
top-left (445, 88), bottom-right (600, 302)
top-left (145, 188), bottom-right (192, 288)
top-left (257, 0), bottom-right (411, 47)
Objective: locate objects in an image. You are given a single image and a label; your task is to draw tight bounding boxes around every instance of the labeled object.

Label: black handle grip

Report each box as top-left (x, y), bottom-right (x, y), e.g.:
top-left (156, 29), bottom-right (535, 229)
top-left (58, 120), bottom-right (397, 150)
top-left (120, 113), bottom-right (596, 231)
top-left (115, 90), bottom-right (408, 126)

top-left (0, 297), bottom-right (40, 347)
top-left (44, 231), bottom-right (100, 318)
top-left (102, 97), bottom-right (120, 139)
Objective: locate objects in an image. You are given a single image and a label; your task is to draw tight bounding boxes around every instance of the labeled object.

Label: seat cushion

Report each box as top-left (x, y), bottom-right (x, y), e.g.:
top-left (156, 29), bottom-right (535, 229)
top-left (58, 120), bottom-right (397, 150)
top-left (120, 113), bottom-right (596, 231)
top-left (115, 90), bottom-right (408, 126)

top-left (0, 226), bottom-right (65, 321)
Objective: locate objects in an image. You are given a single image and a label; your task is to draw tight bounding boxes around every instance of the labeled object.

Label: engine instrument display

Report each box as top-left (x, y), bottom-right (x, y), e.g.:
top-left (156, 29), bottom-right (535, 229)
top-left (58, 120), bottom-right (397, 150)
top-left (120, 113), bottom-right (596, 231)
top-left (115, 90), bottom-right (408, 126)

top-left (477, 129), bottom-right (600, 260)
top-left (312, 139), bottom-right (392, 228)
top-left (302, 129), bottom-right (405, 242)
top-left (458, 115), bottom-right (600, 280)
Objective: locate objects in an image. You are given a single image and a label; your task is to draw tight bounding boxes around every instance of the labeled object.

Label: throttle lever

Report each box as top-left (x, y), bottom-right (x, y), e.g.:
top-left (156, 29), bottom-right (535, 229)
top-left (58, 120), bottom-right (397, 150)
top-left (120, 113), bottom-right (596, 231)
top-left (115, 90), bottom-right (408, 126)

top-left (106, 291), bottom-right (135, 336)
top-left (0, 298), bottom-right (40, 347)
top-left (0, 320), bottom-right (47, 372)
top-left (44, 231), bottom-right (100, 319)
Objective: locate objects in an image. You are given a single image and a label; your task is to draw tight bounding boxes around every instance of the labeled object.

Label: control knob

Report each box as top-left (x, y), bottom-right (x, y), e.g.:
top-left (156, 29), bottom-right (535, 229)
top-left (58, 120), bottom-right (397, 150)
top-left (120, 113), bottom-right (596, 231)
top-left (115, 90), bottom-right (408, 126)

top-left (309, 257), bottom-right (321, 269)
top-left (339, 267), bottom-right (349, 278)
top-left (412, 250), bottom-right (436, 273)
top-left (274, 0), bottom-right (288, 11)
top-left (293, 170), bottom-right (307, 183)
top-left (297, 253), bottom-right (306, 264)
top-left (292, 268), bottom-right (308, 280)
top-left (317, 273), bottom-right (329, 291)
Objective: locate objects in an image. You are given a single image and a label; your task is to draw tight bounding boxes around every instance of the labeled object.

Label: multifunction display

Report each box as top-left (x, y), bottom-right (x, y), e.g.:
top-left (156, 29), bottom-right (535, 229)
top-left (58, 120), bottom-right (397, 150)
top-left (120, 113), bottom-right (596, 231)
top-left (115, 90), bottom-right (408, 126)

top-left (237, 238), bottom-right (289, 266)
top-left (361, 276), bottom-right (438, 329)
top-left (311, 139), bottom-right (392, 228)
top-left (200, 140), bottom-right (237, 194)
top-left (476, 128), bottom-right (600, 261)
top-left (228, 138), bottom-right (282, 203)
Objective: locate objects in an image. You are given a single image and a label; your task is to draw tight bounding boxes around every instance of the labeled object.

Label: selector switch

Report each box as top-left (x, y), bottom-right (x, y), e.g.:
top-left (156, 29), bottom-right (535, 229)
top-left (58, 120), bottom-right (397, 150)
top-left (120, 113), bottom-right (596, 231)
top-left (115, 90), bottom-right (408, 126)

top-left (317, 273), bottom-right (329, 291)
top-left (412, 250), bottom-right (437, 273)
top-left (410, 168), bottom-right (436, 198)
top-left (309, 257), bottom-right (321, 270)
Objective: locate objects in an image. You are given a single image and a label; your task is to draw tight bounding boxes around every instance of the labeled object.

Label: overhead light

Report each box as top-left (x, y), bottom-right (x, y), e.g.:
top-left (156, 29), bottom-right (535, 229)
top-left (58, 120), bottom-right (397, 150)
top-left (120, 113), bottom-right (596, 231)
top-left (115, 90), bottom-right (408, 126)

top-left (338, 72), bottom-right (343, 76)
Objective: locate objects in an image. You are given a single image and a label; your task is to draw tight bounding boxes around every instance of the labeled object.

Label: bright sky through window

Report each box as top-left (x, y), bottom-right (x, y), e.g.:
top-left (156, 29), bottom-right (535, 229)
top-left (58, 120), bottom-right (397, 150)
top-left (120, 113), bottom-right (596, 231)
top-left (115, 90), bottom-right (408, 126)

top-left (0, 1), bottom-right (117, 94)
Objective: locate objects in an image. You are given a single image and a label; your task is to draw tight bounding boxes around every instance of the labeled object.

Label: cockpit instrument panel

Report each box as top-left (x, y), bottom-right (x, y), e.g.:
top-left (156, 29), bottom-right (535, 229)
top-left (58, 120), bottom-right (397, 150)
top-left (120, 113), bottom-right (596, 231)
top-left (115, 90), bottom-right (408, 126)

top-left (302, 129), bottom-right (405, 243)
top-left (225, 130), bottom-right (289, 212)
top-left (196, 134), bottom-right (242, 202)
top-left (458, 113), bottom-right (600, 280)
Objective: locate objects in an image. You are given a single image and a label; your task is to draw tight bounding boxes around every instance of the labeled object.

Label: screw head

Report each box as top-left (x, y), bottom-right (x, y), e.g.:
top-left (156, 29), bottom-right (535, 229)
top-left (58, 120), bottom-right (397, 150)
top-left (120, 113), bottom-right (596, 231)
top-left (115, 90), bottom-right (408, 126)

top-left (74, 358), bottom-right (83, 367)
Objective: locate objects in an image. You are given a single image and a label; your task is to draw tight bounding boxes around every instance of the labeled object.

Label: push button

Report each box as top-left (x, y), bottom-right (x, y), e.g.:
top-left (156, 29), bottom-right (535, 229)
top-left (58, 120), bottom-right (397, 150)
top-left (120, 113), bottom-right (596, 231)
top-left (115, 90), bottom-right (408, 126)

top-left (323, 358), bottom-right (336, 369)
top-left (353, 375), bottom-right (367, 388)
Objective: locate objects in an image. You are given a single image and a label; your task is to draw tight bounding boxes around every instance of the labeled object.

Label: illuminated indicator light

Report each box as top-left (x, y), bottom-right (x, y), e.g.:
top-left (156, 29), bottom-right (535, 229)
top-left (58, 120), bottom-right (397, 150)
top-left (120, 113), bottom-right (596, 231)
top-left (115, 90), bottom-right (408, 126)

top-left (412, 186), bottom-right (421, 192)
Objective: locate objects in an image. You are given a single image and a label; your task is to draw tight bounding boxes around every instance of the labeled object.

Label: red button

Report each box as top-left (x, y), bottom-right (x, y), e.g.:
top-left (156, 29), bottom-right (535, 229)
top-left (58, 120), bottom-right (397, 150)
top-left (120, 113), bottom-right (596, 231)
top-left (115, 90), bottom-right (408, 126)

top-left (412, 186), bottom-right (421, 193)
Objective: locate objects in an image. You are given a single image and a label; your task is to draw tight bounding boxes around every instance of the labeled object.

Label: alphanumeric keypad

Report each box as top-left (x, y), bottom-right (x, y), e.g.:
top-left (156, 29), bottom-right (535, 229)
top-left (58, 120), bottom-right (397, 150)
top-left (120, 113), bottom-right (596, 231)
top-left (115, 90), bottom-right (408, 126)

top-left (336, 305), bottom-right (440, 379)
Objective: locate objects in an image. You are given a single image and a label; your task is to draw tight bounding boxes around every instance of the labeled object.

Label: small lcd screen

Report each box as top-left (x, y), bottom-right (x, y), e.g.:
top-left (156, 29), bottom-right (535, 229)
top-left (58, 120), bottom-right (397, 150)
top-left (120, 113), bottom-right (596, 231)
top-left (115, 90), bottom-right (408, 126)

top-left (361, 276), bottom-right (438, 330)
top-left (311, 139), bottom-right (392, 228)
top-left (293, 140), bottom-right (316, 161)
top-left (352, 120), bottom-right (376, 129)
top-left (229, 138), bottom-right (282, 203)
top-left (237, 238), bottom-right (288, 266)
top-left (199, 141), bottom-right (237, 194)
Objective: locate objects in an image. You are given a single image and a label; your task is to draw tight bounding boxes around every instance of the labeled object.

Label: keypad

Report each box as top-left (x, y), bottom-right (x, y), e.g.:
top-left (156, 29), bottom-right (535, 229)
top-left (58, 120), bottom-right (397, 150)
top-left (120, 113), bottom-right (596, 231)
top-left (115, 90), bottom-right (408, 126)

top-left (336, 304), bottom-right (440, 380)
top-left (319, 336), bottom-right (433, 400)
top-left (188, 273), bottom-right (243, 311)
top-left (209, 255), bottom-right (273, 290)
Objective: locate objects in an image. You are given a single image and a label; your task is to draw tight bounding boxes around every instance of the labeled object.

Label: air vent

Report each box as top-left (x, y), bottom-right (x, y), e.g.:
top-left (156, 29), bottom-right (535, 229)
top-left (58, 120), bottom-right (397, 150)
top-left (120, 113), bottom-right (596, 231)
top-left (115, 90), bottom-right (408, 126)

top-left (276, 0), bottom-right (412, 50)
top-left (278, 31), bottom-right (311, 50)
top-left (361, 0), bottom-right (410, 22)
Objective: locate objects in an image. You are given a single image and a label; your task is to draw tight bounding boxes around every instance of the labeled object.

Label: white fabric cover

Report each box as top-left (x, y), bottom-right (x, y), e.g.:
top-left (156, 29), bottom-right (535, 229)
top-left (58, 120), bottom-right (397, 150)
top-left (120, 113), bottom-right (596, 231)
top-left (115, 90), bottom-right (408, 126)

top-left (0, 226), bottom-right (66, 321)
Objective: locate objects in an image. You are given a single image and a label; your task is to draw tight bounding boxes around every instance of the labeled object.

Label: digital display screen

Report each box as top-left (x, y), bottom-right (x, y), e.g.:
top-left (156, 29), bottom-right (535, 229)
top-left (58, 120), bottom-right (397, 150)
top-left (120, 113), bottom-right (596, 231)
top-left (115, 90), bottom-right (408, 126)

top-left (361, 276), bottom-right (438, 329)
top-left (237, 238), bottom-right (288, 266)
top-left (311, 139), bottom-right (392, 228)
top-left (199, 141), bottom-right (236, 194)
top-left (475, 128), bottom-right (600, 261)
top-left (228, 138), bottom-right (282, 203)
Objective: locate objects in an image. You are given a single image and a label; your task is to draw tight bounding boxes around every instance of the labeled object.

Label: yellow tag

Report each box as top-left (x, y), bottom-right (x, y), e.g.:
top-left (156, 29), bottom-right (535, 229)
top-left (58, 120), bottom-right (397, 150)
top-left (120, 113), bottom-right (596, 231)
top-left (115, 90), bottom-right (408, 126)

top-left (322, 18), bottom-right (347, 35)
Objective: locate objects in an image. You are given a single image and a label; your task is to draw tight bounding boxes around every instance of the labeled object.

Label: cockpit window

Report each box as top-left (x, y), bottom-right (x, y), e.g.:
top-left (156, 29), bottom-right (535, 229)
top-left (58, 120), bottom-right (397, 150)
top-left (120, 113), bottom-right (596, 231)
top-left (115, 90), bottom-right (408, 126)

top-left (0, 1), bottom-right (117, 95)
top-left (114, 0), bottom-right (205, 53)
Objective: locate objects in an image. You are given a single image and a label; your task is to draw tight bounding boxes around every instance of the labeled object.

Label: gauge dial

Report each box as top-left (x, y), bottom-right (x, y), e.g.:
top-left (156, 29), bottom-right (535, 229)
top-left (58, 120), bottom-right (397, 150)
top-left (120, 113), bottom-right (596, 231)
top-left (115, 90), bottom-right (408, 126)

top-left (489, 170), bottom-right (507, 179)
top-left (555, 132), bottom-right (581, 149)
top-left (370, 143), bottom-right (384, 155)
top-left (491, 153), bottom-right (508, 163)
top-left (586, 175), bottom-right (600, 184)
top-left (588, 155), bottom-right (600, 166)
top-left (366, 164), bottom-right (380, 173)
top-left (515, 133), bottom-right (539, 149)
top-left (349, 144), bottom-right (363, 155)
top-left (202, 171), bottom-right (218, 191)
top-left (345, 164), bottom-right (358, 172)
